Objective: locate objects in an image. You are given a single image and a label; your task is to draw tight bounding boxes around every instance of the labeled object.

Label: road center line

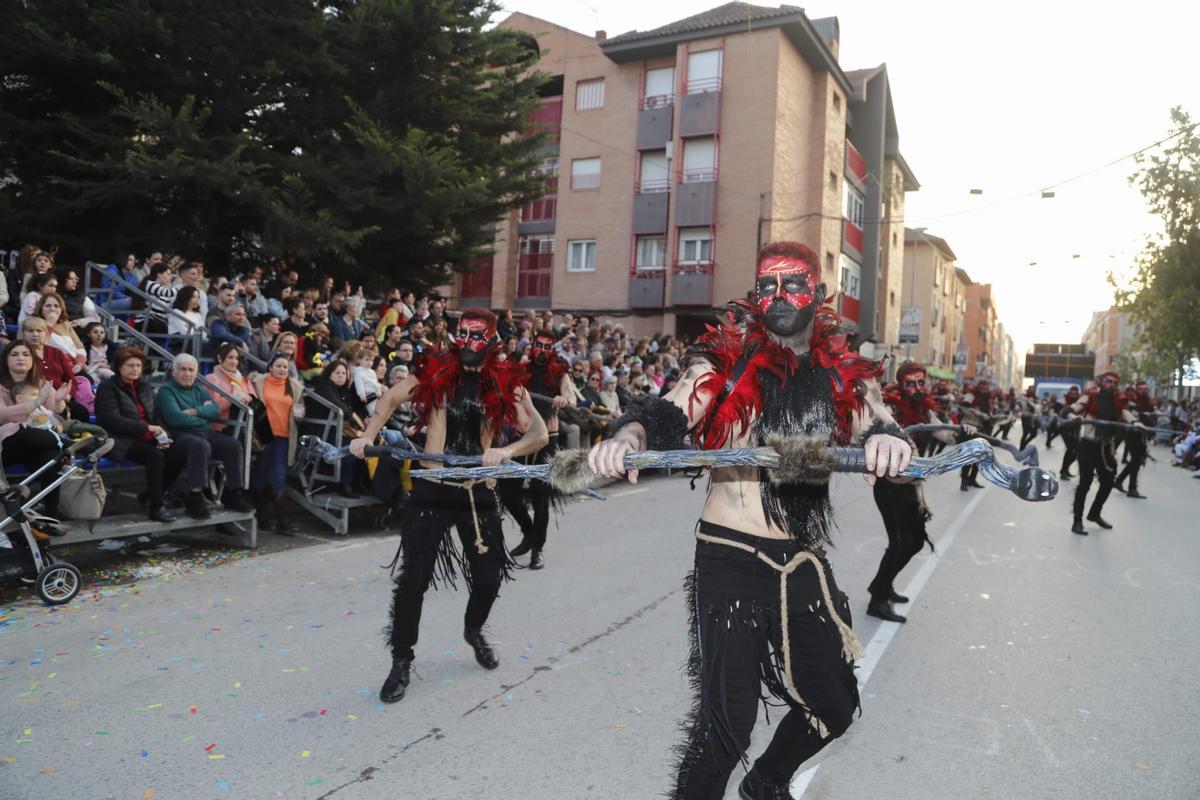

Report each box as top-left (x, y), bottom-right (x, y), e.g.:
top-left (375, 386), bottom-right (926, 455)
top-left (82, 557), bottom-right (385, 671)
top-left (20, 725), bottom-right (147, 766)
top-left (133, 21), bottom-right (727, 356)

top-left (608, 487), bottom-right (649, 498)
top-left (791, 487), bottom-right (988, 798)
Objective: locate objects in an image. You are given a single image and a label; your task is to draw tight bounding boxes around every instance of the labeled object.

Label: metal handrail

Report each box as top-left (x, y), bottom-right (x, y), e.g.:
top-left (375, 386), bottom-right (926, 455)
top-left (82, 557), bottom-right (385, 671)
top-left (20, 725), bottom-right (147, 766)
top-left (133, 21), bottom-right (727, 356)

top-left (84, 261), bottom-right (204, 358)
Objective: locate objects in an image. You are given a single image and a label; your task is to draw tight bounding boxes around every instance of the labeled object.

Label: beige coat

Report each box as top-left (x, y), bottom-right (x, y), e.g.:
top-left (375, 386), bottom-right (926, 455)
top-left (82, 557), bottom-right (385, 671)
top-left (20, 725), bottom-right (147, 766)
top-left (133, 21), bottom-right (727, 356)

top-left (249, 372), bottom-right (306, 465)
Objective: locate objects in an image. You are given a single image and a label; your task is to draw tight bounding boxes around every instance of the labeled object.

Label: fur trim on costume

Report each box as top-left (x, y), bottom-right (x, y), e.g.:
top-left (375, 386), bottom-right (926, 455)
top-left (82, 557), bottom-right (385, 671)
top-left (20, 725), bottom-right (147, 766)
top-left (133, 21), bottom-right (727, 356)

top-left (610, 393), bottom-right (690, 451)
top-left (767, 434), bottom-right (839, 485)
top-left (547, 448), bottom-right (611, 495)
top-left (861, 417), bottom-right (908, 445)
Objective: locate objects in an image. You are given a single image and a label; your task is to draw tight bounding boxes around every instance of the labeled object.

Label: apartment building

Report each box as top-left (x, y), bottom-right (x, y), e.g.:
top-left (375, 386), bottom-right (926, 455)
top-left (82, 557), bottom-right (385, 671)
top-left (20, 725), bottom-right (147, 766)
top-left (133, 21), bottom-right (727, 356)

top-left (457, 3), bottom-right (919, 338)
top-left (899, 228), bottom-right (968, 379)
top-left (1083, 306), bottom-right (1136, 377)
top-left (963, 282), bottom-right (999, 381)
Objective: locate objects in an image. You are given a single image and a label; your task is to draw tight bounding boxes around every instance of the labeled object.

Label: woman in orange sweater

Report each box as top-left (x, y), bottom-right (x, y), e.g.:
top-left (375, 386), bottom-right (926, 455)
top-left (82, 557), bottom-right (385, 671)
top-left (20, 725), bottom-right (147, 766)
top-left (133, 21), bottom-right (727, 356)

top-left (249, 353), bottom-right (305, 535)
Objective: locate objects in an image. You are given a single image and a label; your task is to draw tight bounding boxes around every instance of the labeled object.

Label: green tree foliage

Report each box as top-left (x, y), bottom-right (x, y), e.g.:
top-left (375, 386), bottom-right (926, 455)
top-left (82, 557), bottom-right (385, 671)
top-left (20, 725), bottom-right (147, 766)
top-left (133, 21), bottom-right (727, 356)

top-left (0, 0), bottom-right (546, 286)
top-left (1116, 107), bottom-right (1200, 387)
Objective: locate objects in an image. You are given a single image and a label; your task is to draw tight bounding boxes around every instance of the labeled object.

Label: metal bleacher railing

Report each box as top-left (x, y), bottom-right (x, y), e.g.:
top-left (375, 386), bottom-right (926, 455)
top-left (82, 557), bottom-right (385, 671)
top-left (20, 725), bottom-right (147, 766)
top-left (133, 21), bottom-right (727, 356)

top-left (83, 262), bottom-right (374, 535)
top-left (84, 262), bottom-right (205, 367)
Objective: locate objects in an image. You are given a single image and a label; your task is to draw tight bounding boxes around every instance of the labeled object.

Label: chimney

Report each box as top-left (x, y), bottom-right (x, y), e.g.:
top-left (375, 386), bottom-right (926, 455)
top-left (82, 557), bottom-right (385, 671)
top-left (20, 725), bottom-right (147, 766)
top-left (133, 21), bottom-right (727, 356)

top-left (595, 30), bottom-right (607, 42)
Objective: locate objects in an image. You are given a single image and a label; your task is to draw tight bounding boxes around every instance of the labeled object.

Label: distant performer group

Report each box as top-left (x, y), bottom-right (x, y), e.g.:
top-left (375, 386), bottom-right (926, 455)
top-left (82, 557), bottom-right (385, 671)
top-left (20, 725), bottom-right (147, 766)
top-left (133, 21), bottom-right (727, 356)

top-left (347, 239), bottom-right (1137, 799)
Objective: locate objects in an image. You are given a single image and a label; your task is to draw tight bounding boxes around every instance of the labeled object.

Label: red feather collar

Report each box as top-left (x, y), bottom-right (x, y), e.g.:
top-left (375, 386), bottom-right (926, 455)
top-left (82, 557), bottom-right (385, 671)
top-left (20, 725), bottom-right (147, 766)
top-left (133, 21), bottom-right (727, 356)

top-left (410, 349), bottom-right (528, 433)
top-left (883, 385), bottom-right (937, 427)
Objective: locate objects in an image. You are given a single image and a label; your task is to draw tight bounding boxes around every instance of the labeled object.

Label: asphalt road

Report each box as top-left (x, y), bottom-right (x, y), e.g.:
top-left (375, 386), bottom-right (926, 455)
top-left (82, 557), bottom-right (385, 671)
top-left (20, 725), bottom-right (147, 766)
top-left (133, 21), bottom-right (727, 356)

top-left (1, 442), bottom-right (1197, 800)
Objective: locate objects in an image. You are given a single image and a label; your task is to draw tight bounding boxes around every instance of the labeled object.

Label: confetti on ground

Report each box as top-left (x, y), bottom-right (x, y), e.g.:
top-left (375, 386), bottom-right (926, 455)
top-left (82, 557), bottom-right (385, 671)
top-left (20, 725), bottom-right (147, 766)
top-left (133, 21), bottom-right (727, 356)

top-left (1135, 762), bottom-right (1150, 770)
top-left (144, 791), bottom-right (154, 799)
top-left (979, 593), bottom-right (991, 600)
top-left (204, 743), bottom-right (217, 752)
top-left (307, 779), bottom-right (324, 786)
top-left (216, 779), bottom-right (230, 790)
top-left (301, 750), bottom-right (311, 758)
top-left (42, 765), bottom-right (54, 774)
top-left (140, 749), bottom-right (150, 757)
top-left (209, 754), bottom-right (226, 761)
top-left (189, 705), bottom-right (198, 714)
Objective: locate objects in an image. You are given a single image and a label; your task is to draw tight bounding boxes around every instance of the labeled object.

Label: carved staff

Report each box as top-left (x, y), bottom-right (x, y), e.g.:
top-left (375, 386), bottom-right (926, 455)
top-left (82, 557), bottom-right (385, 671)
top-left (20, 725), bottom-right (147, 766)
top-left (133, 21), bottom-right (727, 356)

top-left (903, 423), bottom-right (1040, 466)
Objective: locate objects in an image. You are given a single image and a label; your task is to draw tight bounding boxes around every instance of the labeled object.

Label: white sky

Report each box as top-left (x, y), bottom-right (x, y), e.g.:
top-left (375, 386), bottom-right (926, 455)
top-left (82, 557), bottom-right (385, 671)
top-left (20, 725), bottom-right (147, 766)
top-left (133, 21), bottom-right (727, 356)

top-left (499, 0), bottom-right (1200, 353)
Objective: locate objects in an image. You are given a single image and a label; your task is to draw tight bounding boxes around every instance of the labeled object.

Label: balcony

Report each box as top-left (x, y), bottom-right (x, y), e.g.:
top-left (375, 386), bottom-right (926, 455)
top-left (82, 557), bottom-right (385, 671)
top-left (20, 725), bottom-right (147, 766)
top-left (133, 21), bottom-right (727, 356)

top-left (570, 172), bottom-right (600, 190)
top-left (837, 293), bottom-right (860, 324)
top-left (629, 272), bottom-right (665, 308)
top-left (516, 251), bottom-right (553, 308)
top-left (526, 96), bottom-right (563, 143)
top-left (518, 187), bottom-right (557, 236)
top-left (671, 264), bottom-right (713, 307)
top-left (845, 141), bottom-right (867, 186)
top-left (842, 219), bottom-right (864, 261)
top-left (632, 184), bottom-right (669, 234)
top-left (636, 98), bottom-right (674, 150)
top-left (679, 87), bottom-right (720, 137)
top-left (459, 258), bottom-right (494, 304)
top-left (675, 171), bottom-right (717, 227)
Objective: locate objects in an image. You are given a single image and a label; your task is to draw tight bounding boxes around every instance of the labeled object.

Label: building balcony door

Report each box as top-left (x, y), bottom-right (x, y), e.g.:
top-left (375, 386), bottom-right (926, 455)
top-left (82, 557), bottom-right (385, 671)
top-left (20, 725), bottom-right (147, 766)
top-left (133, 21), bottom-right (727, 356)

top-left (517, 237), bottom-right (554, 307)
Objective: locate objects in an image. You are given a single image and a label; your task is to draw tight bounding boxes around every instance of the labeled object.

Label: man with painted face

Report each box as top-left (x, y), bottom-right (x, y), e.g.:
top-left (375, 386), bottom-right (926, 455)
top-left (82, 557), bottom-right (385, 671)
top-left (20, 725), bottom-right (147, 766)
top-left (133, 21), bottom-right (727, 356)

top-left (349, 308), bottom-right (548, 702)
top-left (1113, 380), bottom-right (1155, 499)
top-left (1064, 372), bottom-right (1139, 535)
top-left (497, 328), bottom-right (574, 569)
top-left (870, 363), bottom-right (974, 623)
top-left (589, 241), bottom-right (912, 800)
top-left (958, 379), bottom-right (995, 491)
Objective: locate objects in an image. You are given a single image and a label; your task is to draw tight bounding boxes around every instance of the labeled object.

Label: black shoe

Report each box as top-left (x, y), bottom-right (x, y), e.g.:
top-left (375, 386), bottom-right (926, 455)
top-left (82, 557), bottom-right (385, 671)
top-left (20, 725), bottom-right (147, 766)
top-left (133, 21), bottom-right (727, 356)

top-left (1086, 513), bottom-right (1113, 530)
top-left (866, 599), bottom-right (907, 623)
top-left (272, 493), bottom-right (298, 536)
top-left (969, 480), bottom-right (985, 489)
top-left (889, 590), bottom-right (910, 604)
top-left (379, 655), bottom-right (412, 703)
top-left (509, 538), bottom-right (532, 558)
top-left (738, 765), bottom-right (793, 800)
top-left (335, 484), bottom-right (360, 499)
top-left (1126, 489), bottom-right (1146, 499)
top-left (1071, 519), bottom-right (1088, 535)
top-left (529, 549), bottom-right (545, 570)
top-left (148, 506), bottom-right (177, 523)
top-left (960, 484), bottom-right (970, 492)
top-left (464, 627), bottom-right (500, 670)
top-left (1060, 471), bottom-right (1074, 480)
top-left (184, 492), bottom-right (211, 520)
top-left (222, 488), bottom-right (254, 513)
top-left (1112, 481), bottom-right (1126, 494)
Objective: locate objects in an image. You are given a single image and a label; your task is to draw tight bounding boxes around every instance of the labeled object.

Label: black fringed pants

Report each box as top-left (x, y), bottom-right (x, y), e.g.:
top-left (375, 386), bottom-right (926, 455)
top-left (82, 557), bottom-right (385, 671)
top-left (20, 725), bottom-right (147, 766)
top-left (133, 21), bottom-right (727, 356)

top-left (1114, 431), bottom-right (1148, 492)
top-left (497, 434), bottom-right (558, 549)
top-left (674, 522), bottom-right (859, 800)
top-left (868, 480), bottom-right (932, 603)
top-left (387, 479), bottom-right (511, 660)
top-left (1060, 430), bottom-right (1079, 477)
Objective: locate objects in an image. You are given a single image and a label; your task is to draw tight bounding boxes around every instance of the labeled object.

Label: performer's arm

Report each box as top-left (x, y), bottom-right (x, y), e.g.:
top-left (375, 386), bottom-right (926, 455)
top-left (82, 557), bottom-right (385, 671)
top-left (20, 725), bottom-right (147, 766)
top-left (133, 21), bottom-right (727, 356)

top-left (588, 361), bottom-right (714, 482)
top-left (927, 409), bottom-right (977, 444)
top-left (853, 379), bottom-right (913, 485)
top-left (554, 373), bottom-right (576, 409)
top-left (482, 388), bottom-right (548, 466)
top-left (349, 376), bottom-right (417, 458)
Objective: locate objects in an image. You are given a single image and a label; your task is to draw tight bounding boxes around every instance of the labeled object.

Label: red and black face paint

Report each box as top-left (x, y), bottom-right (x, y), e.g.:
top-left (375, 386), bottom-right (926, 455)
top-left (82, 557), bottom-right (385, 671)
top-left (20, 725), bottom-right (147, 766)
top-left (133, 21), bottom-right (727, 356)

top-left (532, 334), bottom-right (556, 365)
top-left (454, 314), bottom-right (497, 367)
top-left (754, 256), bottom-right (824, 337)
top-left (900, 370), bottom-right (928, 403)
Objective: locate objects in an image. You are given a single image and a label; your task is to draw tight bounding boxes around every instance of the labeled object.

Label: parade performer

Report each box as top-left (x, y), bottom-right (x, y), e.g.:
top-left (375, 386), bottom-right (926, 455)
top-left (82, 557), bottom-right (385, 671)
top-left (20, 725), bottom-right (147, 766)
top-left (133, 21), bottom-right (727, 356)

top-left (588, 242), bottom-right (913, 800)
top-left (1057, 385), bottom-right (1082, 479)
top-left (1113, 380), bottom-right (1154, 499)
top-left (1066, 372), bottom-right (1137, 535)
top-left (1018, 386), bottom-right (1040, 451)
top-left (349, 308), bottom-right (548, 702)
top-left (499, 329), bottom-right (573, 570)
top-left (958, 379), bottom-right (994, 490)
top-left (870, 363), bottom-right (971, 623)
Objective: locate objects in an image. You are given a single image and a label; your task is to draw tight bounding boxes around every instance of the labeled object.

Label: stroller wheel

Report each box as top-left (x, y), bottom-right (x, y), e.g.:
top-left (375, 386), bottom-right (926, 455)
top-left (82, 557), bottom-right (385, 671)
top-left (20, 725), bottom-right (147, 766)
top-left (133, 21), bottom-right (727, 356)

top-left (35, 562), bottom-right (81, 605)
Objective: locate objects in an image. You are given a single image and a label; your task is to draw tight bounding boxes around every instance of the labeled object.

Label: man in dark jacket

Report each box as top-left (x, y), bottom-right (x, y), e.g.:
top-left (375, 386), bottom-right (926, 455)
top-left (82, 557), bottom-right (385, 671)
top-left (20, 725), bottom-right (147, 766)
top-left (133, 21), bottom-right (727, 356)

top-left (94, 347), bottom-right (182, 522)
top-left (156, 354), bottom-right (254, 519)
top-left (208, 305), bottom-right (253, 358)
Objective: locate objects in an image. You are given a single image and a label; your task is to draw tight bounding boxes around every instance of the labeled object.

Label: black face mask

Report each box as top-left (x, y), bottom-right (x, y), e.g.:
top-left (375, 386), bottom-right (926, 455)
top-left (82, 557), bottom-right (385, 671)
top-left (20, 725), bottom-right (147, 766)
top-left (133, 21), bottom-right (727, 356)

top-left (762, 297), bottom-right (817, 338)
top-left (910, 391), bottom-right (926, 404)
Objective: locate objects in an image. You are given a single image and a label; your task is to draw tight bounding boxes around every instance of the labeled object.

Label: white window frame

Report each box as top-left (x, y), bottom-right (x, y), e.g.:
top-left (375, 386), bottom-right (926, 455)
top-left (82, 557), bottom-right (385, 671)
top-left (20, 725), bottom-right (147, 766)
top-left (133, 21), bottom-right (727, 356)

top-left (635, 236), bottom-right (666, 271)
top-left (686, 49), bottom-right (723, 94)
top-left (567, 239), bottom-right (597, 273)
top-left (639, 150), bottom-right (669, 193)
top-left (570, 157), bottom-right (601, 190)
top-left (678, 228), bottom-right (713, 265)
top-left (681, 137), bottom-right (717, 183)
top-left (575, 78), bottom-right (605, 111)
top-left (843, 184), bottom-right (865, 227)
top-left (838, 255), bottom-right (861, 299)
top-left (643, 66), bottom-right (675, 107)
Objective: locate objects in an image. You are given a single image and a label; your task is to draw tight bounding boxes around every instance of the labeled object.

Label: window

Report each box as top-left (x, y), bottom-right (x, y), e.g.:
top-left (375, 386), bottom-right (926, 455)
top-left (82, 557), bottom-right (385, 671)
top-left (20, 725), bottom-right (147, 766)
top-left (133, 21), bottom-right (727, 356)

top-left (682, 137), bottom-right (717, 183)
top-left (639, 150), bottom-right (669, 192)
top-left (892, 232), bottom-right (898, 247)
top-left (843, 184), bottom-right (864, 227)
top-left (833, 93), bottom-right (842, 111)
top-left (571, 157), bottom-right (601, 190)
top-left (635, 236), bottom-right (666, 271)
top-left (686, 49), bottom-right (722, 94)
top-left (825, 252), bottom-right (834, 274)
top-left (643, 67), bottom-right (674, 107)
top-left (567, 239), bottom-right (597, 272)
top-left (678, 228), bottom-right (713, 264)
top-left (889, 290), bottom-right (896, 307)
top-left (829, 171), bottom-right (838, 190)
top-left (575, 78), bottom-right (605, 111)
top-left (838, 256), bottom-right (861, 299)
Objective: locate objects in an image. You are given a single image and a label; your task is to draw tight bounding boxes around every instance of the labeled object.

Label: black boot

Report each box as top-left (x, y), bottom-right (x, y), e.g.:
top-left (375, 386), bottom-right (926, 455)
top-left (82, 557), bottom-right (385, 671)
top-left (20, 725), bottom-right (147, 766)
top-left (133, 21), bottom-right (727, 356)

top-left (464, 627), bottom-right (499, 670)
top-left (272, 492), bottom-right (298, 536)
top-left (866, 598), bottom-right (907, 623)
top-left (379, 655), bottom-right (412, 703)
top-left (738, 765), bottom-right (793, 800)
top-left (1071, 518), bottom-right (1088, 535)
top-left (889, 590), bottom-right (910, 604)
top-left (509, 538), bottom-right (532, 558)
top-left (1060, 470), bottom-right (1074, 480)
top-left (1112, 480), bottom-right (1126, 494)
top-left (254, 488), bottom-right (272, 525)
top-left (1086, 512), bottom-right (1113, 530)
top-left (529, 548), bottom-right (545, 570)
top-left (1126, 488), bottom-right (1146, 499)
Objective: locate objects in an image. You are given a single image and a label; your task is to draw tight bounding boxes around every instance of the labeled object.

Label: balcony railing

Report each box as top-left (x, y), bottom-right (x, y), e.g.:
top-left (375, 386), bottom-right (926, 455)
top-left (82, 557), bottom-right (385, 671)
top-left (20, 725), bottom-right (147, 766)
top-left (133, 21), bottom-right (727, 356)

top-left (526, 96), bottom-right (563, 142)
top-left (845, 141), bottom-right (868, 183)
top-left (517, 252), bottom-right (553, 299)
top-left (685, 76), bottom-right (722, 94)
top-left (680, 167), bottom-right (718, 184)
top-left (672, 259), bottom-right (715, 274)
top-left (844, 219), bottom-right (864, 253)
top-left (520, 194), bottom-right (557, 222)
top-left (636, 177), bottom-right (670, 193)
top-left (459, 259), bottom-right (494, 300)
top-left (640, 93), bottom-right (675, 110)
top-left (571, 172), bottom-right (600, 190)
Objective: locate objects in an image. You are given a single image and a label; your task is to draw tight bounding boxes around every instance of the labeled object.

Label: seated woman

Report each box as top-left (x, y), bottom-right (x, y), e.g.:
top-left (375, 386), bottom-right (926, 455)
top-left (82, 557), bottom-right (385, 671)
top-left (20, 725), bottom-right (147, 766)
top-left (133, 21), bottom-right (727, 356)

top-left (18, 271), bottom-right (58, 327)
top-left (0, 339), bottom-right (76, 513)
top-left (20, 316), bottom-right (89, 422)
top-left (270, 331), bottom-right (300, 380)
top-left (94, 347), bottom-right (182, 523)
top-left (34, 292), bottom-right (87, 374)
top-left (57, 267), bottom-right (100, 328)
top-left (206, 343), bottom-right (256, 432)
top-left (305, 359), bottom-right (362, 498)
top-left (248, 353), bottom-right (305, 534)
top-left (169, 286), bottom-right (206, 340)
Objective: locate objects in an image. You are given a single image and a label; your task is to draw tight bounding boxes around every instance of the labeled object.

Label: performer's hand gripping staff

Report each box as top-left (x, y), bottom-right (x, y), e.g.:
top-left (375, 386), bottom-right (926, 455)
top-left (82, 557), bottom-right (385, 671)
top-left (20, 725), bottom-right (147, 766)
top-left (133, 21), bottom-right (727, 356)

top-left (404, 438), bottom-right (1058, 502)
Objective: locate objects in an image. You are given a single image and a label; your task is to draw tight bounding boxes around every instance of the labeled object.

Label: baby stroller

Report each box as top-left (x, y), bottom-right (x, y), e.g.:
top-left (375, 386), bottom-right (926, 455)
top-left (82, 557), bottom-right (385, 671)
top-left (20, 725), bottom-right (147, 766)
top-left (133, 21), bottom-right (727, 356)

top-left (0, 436), bottom-right (114, 605)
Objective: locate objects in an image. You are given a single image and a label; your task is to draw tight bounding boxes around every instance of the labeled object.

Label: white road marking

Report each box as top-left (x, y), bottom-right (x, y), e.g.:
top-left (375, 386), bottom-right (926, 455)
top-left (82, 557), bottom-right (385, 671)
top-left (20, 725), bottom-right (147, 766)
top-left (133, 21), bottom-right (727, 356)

top-left (792, 488), bottom-right (988, 798)
top-left (608, 487), bottom-right (649, 498)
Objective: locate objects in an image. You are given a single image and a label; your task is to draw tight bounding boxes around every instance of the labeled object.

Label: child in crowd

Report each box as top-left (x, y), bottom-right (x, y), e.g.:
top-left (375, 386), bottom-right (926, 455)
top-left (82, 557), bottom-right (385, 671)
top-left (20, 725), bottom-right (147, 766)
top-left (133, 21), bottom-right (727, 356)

top-left (10, 381), bottom-right (108, 446)
top-left (83, 322), bottom-right (115, 382)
